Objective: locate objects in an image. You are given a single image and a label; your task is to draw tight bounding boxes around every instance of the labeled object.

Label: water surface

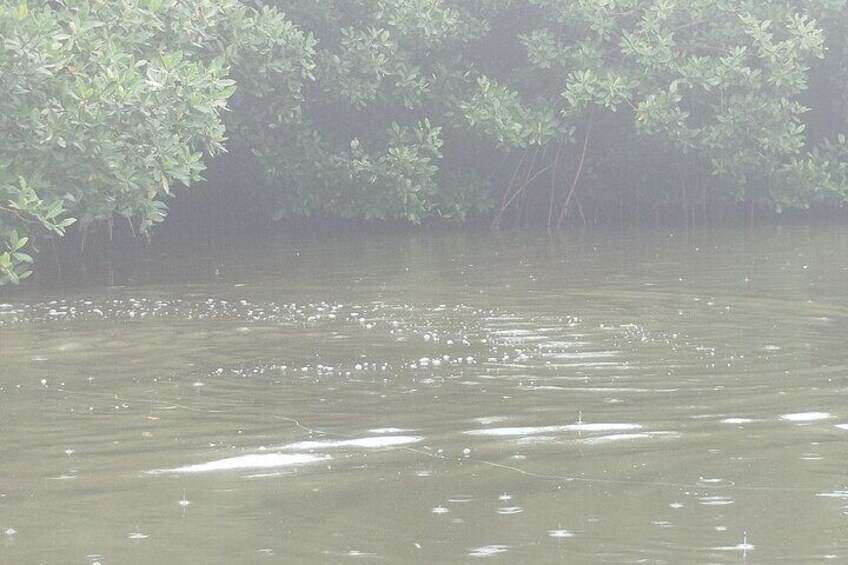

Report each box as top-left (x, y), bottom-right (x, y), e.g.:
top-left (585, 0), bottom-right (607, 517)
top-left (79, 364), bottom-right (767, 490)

top-left (1, 226), bottom-right (847, 563)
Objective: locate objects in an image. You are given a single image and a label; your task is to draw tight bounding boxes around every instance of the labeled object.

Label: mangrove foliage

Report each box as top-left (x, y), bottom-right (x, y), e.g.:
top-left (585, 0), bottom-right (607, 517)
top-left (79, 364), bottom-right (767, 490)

top-left (3, 0), bottom-right (848, 283)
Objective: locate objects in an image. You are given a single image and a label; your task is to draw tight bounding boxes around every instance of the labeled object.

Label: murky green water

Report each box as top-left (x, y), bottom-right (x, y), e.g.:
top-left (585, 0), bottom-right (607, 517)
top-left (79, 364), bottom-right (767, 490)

top-left (2, 226), bottom-right (848, 564)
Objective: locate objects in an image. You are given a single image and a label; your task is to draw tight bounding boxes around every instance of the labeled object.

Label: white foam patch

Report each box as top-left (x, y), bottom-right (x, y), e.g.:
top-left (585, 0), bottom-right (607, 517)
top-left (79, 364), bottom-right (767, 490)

top-left (473, 416), bottom-right (512, 425)
top-left (699, 496), bottom-right (735, 506)
top-left (151, 453), bottom-right (328, 474)
top-left (489, 329), bottom-right (534, 336)
top-left (579, 433), bottom-right (650, 444)
top-left (714, 542), bottom-right (755, 552)
top-left (779, 412), bottom-right (833, 422)
top-left (344, 550), bottom-right (377, 557)
top-left (515, 435), bottom-right (559, 446)
top-left (242, 471), bottom-right (291, 479)
top-left (464, 425), bottom-right (570, 437)
top-left (280, 435), bottom-right (422, 450)
top-left (368, 427), bottom-right (414, 434)
top-left (817, 490), bottom-right (848, 499)
top-left (722, 418), bottom-right (755, 424)
top-left (465, 423), bottom-right (641, 437)
top-left (519, 386), bottom-right (649, 393)
top-left (835, 424), bottom-right (848, 431)
top-left (546, 351), bottom-right (620, 360)
top-left (565, 423), bottom-right (642, 432)
top-left (468, 545), bottom-right (510, 557)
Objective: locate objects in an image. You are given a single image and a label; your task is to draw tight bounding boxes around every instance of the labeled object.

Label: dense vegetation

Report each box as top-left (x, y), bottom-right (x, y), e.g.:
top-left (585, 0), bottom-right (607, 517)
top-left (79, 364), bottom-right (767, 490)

top-left (2, 0), bottom-right (848, 283)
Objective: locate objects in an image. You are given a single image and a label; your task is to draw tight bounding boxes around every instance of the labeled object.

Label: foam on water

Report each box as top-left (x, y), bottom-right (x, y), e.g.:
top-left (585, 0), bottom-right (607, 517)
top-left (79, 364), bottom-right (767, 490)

top-left (698, 495), bottom-right (734, 506)
top-left (579, 433), bottom-right (650, 444)
top-left (464, 425), bottom-right (569, 437)
top-left (279, 435), bottom-right (422, 450)
top-left (779, 412), bottom-right (833, 422)
top-left (473, 416), bottom-right (512, 425)
top-left (816, 490), bottom-right (848, 499)
top-left (721, 417), bottom-right (755, 424)
top-left (150, 453), bottom-right (329, 474)
top-left (564, 422), bottom-right (642, 432)
top-left (465, 423), bottom-right (641, 437)
top-left (714, 542), bottom-right (755, 552)
top-left (468, 545), bottom-right (510, 557)
top-left (545, 350), bottom-right (620, 359)
top-left (148, 436), bottom-right (423, 477)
